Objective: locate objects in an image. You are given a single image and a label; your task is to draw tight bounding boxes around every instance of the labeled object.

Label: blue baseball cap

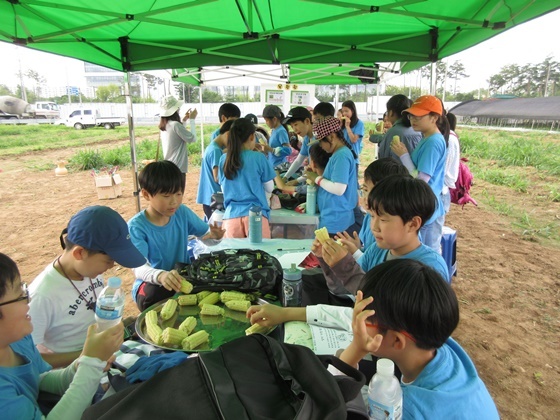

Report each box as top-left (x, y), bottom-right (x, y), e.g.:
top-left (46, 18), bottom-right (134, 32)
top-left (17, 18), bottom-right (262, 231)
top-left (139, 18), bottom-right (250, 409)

top-left (62, 206), bottom-right (145, 268)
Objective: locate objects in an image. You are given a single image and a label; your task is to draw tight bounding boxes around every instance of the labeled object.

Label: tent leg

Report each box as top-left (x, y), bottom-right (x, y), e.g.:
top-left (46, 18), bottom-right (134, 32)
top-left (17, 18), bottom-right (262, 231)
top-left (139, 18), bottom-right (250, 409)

top-left (200, 85), bottom-right (205, 155)
top-left (125, 72), bottom-right (141, 212)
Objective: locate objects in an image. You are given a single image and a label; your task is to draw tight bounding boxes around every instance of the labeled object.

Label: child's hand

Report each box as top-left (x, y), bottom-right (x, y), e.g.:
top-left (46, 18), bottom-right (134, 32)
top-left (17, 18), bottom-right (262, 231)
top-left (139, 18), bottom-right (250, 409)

top-left (82, 323), bottom-right (123, 363)
top-left (158, 270), bottom-right (183, 292)
top-left (390, 139), bottom-right (408, 157)
top-left (311, 238), bottom-right (323, 258)
top-left (246, 304), bottom-right (285, 327)
top-left (338, 291), bottom-right (383, 367)
top-left (208, 222), bottom-right (225, 240)
top-left (286, 179), bottom-right (299, 186)
top-left (335, 231), bottom-right (361, 254)
top-left (321, 238), bottom-right (348, 267)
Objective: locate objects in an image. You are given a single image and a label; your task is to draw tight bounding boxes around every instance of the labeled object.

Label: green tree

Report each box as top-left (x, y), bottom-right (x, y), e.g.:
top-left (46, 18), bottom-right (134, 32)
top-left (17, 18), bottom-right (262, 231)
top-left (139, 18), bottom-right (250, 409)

top-left (316, 85), bottom-right (335, 102)
top-left (0, 84), bottom-right (13, 96)
top-left (202, 90), bottom-right (223, 103)
top-left (174, 83), bottom-right (199, 103)
top-left (15, 85), bottom-right (36, 103)
top-left (96, 84), bottom-right (123, 102)
top-left (25, 69), bottom-right (46, 99)
top-left (448, 61), bottom-right (469, 94)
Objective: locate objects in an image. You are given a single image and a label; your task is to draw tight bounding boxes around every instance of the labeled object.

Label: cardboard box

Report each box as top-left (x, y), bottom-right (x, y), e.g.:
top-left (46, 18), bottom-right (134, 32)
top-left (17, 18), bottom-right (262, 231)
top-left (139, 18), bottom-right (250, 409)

top-left (94, 173), bottom-right (123, 199)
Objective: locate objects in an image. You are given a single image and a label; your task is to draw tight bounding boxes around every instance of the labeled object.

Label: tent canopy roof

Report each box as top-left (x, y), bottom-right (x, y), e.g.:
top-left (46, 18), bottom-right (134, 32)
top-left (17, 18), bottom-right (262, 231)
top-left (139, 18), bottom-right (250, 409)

top-left (2, 0), bottom-right (559, 81)
top-left (450, 97), bottom-right (560, 120)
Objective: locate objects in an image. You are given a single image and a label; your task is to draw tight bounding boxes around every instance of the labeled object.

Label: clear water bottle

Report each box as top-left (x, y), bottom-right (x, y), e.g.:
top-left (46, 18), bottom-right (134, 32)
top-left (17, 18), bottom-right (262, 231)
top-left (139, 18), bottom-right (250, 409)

top-left (368, 359), bottom-right (403, 420)
top-left (282, 263), bottom-right (302, 307)
top-left (95, 277), bottom-right (125, 332)
top-left (248, 205), bottom-right (262, 243)
top-left (306, 184), bottom-right (317, 215)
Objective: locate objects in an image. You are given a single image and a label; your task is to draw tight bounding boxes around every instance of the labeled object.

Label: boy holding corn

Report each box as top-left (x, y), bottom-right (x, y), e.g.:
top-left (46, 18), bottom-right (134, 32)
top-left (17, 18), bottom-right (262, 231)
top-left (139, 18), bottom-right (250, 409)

top-left (312, 175), bottom-right (449, 300)
top-left (128, 161), bottom-right (225, 311)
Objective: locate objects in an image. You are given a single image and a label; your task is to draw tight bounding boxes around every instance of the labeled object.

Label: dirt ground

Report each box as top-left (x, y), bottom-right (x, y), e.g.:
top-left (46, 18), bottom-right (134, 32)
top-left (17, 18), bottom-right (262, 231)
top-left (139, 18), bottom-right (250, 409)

top-left (0, 141), bottom-right (559, 419)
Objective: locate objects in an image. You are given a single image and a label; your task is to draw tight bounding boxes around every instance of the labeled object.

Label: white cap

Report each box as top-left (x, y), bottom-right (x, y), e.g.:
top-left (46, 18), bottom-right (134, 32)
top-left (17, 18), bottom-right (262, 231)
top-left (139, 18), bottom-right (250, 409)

top-left (376, 358), bottom-right (395, 376)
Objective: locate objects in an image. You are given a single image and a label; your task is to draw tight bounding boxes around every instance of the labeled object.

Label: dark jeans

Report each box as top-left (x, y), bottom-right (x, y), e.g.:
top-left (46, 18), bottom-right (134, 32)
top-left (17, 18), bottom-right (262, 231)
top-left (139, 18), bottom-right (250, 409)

top-left (202, 204), bottom-right (214, 221)
top-left (301, 268), bottom-right (355, 307)
top-left (136, 282), bottom-right (175, 312)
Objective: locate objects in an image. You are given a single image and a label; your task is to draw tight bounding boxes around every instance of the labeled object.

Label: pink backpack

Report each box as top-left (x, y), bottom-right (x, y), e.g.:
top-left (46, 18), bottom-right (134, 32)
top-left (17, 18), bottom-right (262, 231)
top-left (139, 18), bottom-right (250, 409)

top-left (450, 157), bottom-right (478, 207)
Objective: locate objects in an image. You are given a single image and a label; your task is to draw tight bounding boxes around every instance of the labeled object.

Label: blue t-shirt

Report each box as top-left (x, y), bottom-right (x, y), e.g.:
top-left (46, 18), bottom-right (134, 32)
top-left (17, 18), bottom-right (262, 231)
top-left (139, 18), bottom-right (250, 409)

top-left (358, 242), bottom-right (450, 283)
top-left (128, 205), bottom-right (209, 271)
top-left (219, 150), bottom-right (276, 220)
top-left (210, 127), bottom-right (220, 141)
top-left (402, 338), bottom-right (499, 419)
top-left (358, 212), bottom-right (375, 250)
top-left (196, 140), bottom-right (224, 206)
top-left (0, 335), bottom-right (52, 420)
top-left (411, 133), bottom-right (447, 220)
top-left (343, 119), bottom-right (364, 163)
top-left (317, 146), bottom-right (357, 233)
top-left (299, 135), bottom-right (312, 158)
top-left (268, 125), bottom-right (291, 167)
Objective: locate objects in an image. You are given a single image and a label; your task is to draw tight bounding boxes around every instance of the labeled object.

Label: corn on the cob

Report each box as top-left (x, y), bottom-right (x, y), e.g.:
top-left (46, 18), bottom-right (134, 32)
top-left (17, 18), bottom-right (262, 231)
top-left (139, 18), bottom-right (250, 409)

top-left (178, 316), bottom-right (197, 335)
top-left (314, 226), bottom-right (329, 245)
top-left (180, 279), bottom-right (194, 294)
top-left (391, 135), bottom-right (400, 146)
top-left (160, 299), bottom-right (178, 321)
top-left (198, 292), bottom-right (220, 308)
top-left (162, 327), bottom-right (188, 346)
top-left (182, 330), bottom-right (209, 350)
top-left (225, 299), bottom-right (251, 312)
top-left (196, 290), bottom-right (212, 302)
top-left (145, 310), bottom-right (163, 345)
top-left (200, 303), bottom-right (225, 316)
top-left (245, 323), bottom-right (270, 335)
top-left (177, 294), bottom-right (198, 306)
top-left (220, 290), bottom-right (250, 303)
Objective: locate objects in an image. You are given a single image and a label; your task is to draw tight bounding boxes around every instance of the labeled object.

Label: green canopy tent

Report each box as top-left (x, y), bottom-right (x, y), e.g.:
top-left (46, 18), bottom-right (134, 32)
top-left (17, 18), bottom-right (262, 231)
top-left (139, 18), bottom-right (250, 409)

top-left (2, 0), bottom-right (558, 209)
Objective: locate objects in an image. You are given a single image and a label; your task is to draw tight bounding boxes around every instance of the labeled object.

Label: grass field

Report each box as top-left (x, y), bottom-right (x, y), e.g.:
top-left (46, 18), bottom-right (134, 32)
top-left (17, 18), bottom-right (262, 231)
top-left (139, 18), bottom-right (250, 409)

top-left (2, 123), bottom-right (559, 247)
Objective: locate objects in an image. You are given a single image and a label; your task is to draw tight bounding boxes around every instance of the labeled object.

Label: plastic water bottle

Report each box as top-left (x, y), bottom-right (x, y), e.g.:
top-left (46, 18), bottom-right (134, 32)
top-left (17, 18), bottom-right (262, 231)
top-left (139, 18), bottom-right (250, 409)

top-left (306, 184), bottom-right (317, 215)
top-left (368, 358), bottom-right (403, 420)
top-left (95, 277), bottom-right (125, 332)
top-left (248, 205), bottom-right (262, 244)
top-left (282, 263), bottom-right (302, 307)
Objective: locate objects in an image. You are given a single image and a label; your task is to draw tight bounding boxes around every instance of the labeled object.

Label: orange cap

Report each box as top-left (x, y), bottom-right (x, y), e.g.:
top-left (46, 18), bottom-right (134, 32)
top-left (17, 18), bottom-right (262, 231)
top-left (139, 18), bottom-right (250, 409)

top-left (402, 95), bottom-right (442, 116)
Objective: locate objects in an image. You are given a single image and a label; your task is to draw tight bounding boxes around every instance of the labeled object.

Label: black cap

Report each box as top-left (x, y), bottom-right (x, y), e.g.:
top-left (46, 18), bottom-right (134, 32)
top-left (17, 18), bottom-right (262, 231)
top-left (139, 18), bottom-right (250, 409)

top-left (282, 107), bottom-right (312, 125)
top-left (244, 113), bottom-right (258, 125)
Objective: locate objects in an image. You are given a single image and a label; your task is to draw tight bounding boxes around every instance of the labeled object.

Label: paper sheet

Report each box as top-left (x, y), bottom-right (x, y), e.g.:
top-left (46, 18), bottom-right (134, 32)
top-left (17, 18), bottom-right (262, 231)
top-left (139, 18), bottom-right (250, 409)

top-left (309, 324), bottom-right (353, 355)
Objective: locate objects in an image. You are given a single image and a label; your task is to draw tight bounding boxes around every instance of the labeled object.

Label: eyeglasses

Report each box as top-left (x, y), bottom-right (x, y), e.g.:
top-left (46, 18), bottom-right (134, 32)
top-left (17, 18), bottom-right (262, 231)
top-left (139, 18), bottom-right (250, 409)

top-left (0, 283), bottom-right (30, 307)
top-left (407, 114), bottom-right (428, 121)
top-left (365, 320), bottom-right (416, 343)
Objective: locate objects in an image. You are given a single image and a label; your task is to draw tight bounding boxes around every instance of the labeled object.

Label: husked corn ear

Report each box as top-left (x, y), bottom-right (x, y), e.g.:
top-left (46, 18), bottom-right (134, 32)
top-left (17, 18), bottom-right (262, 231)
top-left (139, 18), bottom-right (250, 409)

top-left (200, 303), bottom-right (225, 316)
top-left (160, 299), bottom-right (178, 321)
top-left (182, 330), bottom-right (209, 350)
top-left (198, 292), bottom-right (220, 308)
top-left (391, 135), bottom-right (400, 146)
top-left (177, 294), bottom-right (198, 306)
top-left (196, 290), bottom-right (212, 302)
top-left (314, 226), bottom-right (329, 244)
top-left (178, 316), bottom-right (197, 335)
top-left (162, 327), bottom-right (188, 346)
top-left (145, 310), bottom-right (163, 345)
top-left (245, 323), bottom-right (270, 336)
top-left (180, 279), bottom-right (194, 294)
top-left (225, 299), bottom-right (251, 312)
top-left (220, 291), bottom-right (250, 303)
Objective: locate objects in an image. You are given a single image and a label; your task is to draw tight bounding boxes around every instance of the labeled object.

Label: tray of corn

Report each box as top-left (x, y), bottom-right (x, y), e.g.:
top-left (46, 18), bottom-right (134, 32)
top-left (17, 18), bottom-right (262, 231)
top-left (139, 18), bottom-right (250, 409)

top-left (135, 287), bottom-right (275, 352)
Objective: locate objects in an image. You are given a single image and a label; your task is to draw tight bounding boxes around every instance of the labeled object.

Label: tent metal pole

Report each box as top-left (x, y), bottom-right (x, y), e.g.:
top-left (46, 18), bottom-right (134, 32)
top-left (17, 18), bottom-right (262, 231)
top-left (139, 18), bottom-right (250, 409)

top-left (200, 85), bottom-right (205, 155)
top-left (334, 85), bottom-right (339, 111)
top-left (124, 72), bottom-right (141, 212)
top-left (430, 62), bottom-right (437, 95)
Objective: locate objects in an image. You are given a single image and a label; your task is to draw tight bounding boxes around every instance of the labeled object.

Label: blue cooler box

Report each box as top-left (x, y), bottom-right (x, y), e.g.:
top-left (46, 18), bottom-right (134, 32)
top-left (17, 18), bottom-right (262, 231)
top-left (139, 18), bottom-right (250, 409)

top-left (441, 226), bottom-right (457, 279)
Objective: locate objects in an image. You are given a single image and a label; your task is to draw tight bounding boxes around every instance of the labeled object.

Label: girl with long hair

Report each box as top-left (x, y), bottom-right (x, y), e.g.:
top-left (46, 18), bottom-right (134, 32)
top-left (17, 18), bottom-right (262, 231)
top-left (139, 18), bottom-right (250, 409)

top-left (219, 118), bottom-right (276, 238)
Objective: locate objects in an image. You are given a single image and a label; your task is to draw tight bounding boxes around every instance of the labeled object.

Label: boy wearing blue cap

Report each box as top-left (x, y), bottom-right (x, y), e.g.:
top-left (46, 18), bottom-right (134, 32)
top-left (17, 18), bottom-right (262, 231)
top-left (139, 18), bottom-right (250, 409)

top-left (29, 206), bottom-right (146, 368)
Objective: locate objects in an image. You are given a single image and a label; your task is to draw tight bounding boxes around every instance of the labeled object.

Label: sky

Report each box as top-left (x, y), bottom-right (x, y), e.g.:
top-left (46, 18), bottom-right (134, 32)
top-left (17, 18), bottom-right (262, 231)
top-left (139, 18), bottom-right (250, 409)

top-left (0, 8), bottom-right (558, 95)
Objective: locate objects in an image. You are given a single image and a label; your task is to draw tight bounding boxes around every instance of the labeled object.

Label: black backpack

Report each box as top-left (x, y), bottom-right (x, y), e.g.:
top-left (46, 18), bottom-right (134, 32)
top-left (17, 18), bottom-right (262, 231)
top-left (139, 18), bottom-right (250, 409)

top-left (176, 248), bottom-right (283, 295)
top-left (82, 334), bottom-right (367, 420)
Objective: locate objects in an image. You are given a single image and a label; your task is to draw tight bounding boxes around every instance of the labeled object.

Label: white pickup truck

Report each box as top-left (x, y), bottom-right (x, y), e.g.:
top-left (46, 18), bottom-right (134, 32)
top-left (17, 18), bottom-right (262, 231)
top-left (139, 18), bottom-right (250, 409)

top-left (61, 108), bottom-right (126, 130)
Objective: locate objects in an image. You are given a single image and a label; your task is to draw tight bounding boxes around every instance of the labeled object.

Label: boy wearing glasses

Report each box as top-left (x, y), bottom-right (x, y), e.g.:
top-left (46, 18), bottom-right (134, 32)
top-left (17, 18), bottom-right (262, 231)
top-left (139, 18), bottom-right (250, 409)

top-left (0, 252), bottom-right (123, 419)
top-left (28, 206), bottom-right (145, 368)
top-left (247, 259), bottom-right (499, 418)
